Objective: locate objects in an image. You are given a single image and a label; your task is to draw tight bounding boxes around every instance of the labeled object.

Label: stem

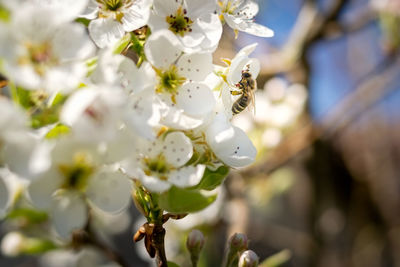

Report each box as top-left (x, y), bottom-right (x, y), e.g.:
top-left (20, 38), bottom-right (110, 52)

top-left (151, 224), bottom-right (168, 267)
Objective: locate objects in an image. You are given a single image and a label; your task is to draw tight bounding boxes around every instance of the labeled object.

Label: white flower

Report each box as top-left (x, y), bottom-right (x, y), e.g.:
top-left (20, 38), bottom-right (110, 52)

top-left (0, 6), bottom-right (95, 93)
top-left (27, 137), bottom-right (132, 238)
top-left (144, 30), bottom-right (216, 128)
top-left (205, 112), bottom-right (257, 168)
top-left (218, 0), bottom-right (274, 37)
top-left (2, 0), bottom-right (89, 22)
top-left (0, 98), bottom-right (48, 178)
top-left (0, 168), bottom-right (28, 218)
top-left (122, 131), bottom-right (205, 192)
top-left (60, 86), bottom-right (127, 143)
top-left (82, 0), bottom-right (152, 48)
top-left (148, 0), bottom-right (222, 52)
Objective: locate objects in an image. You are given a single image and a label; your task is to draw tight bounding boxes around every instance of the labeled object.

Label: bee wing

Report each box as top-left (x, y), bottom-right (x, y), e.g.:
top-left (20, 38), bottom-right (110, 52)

top-left (250, 80), bottom-right (257, 115)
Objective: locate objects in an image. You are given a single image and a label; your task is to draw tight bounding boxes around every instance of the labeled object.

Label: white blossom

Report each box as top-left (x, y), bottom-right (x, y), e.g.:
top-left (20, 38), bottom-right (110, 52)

top-left (27, 137), bottom-right (132, 238)
top-left (82, 0), bottom-right (152, 48)
top-left (149, 0), bottom-right (222, 53)
top-left (218, 0), bottom-right (274, 37)
top-left (0, 5), bottom-right (95, 93)
top-left (144, 30), bottom-right (216, 128)
top-left (122, 131), bottom-right (205, 192)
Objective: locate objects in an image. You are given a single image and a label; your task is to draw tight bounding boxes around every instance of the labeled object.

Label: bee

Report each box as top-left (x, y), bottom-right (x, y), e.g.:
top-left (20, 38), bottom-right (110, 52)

top-left (231, 66), bottom-right (257, 115)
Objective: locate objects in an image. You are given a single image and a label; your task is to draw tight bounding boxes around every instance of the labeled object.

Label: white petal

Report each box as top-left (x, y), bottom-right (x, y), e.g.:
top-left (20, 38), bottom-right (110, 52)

top-left (121, 0), bottom-right (151, 32)
top-left (52, 23), bottom-right (95, 61)
top-left (38, 0), bottom-right (89, 21)
top-left (207, 118), bottom-right (257, 168)
top-left (80, 0), bottom-right (99, 19)
top-left (119, 61), bottom-right (156, 94)
top-left (124, 89), bottom-right (161, 139)
top-left (91, 49), bottom-right (125, 85)
top-left (153, 0), bottom-right (181, 16)
top-left (176, 82), bottom-right (215, 116)
top-left (238, 0), bottom-right (260, 18)
top-left (3, 133), bottom-right (38, 179)
top-left (226, 14), bottom-right (274, 38)
top-left (179, 22), bottom-right (205, 51)
top-left (60, 89), bottom-right (99, 126)
top-left (176, 53), bottom-right (213, 81)
top-left (144, 30), bottom-right (182, 69)
top-left (186, 0), bottom-right (217, 18)
top-left (197, 13), bottom-right (223, 52)
top-left (88, 18), bottom-right (125, 48)
top-left (141, 173), bottom-right (171, 193)
top-left (44, 63), bottom-right (87, 93)
top-left (169, 165), bottom-right (205, 188)
top-left (52, 191), bottom-right (88, 238)
top-left (87, 170), bottom-right (132, 214)
top-left (28, 168), bottom-right (63, 210)
top-left (163, 132), bottom-right (193, 167)
top-left (0, 176), bottom-right (9, 217)
top-left (235, 43), bottom-right (258, 59)
top-left (6, 65), bottom-right (41, 91)
top-left (227, 57), bottom-right (260, 86)
top-left (160, 103), bottom-right (204, 130)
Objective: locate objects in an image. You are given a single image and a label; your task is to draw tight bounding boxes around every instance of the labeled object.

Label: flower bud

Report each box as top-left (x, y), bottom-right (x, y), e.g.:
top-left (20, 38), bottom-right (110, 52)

top-left (1, 231), bottom-right (25, 256)
top-left (228, 233), bottom-right (248, 252)
top-left (239, 250), bottom-right (259, 267)
top-left (187, 229), bottom-right (205, 252)
top-left (223, 233), bottom-right (249, 267)
top-left (186, 229), bottom-right (205, 267)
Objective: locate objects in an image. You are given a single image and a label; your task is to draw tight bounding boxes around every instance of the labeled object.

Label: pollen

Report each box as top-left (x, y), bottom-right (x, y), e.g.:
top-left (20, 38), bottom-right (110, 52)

top-left (166, 6), bottom-right (194, 37)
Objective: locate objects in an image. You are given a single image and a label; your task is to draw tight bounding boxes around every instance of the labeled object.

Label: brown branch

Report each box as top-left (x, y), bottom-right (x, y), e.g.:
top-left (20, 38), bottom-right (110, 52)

top-left (152, 224), bottom-right (168, 267)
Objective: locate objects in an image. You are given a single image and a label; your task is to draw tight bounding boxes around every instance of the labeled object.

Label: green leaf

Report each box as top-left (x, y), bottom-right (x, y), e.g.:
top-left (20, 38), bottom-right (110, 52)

top-left (75, 17), bottom-right (90, 27)
top-left (113, 33), bottom-right (131, 54)
top-left (14, 86), bottom-right (34, 109)
top-left (193, 166), bottom-right (229, 191)
top-left (7, 208), bottom-right (48, 224)
top-left (158, 186), bottom-right (217, 213)
top-left (45, 124), bottom-right (70, 139)
top-left (23, 239), bottom-right (57, 255)
top-left (259, 249), bottom-right (292, 267)
top-left (0, 4), bottom-right (10, 22)
top-left (167, 261), bottom-right (180, 267)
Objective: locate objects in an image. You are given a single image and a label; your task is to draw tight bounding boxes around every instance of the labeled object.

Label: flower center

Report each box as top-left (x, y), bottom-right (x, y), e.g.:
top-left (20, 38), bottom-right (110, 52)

top-left (98, 0), bottom-right (133, 22)
top-left (143, 154), bottom-right (171, 181)
top-left (156, 65), bottom-right (186, 98)
top-left (166, 6), bottom-right (193, 37)
top-left (19, 42), bottom-right (57, 76)
top-left (58, 152), bottom-right (94, 191)
top-left (219, 0), bottom-right (242, 16)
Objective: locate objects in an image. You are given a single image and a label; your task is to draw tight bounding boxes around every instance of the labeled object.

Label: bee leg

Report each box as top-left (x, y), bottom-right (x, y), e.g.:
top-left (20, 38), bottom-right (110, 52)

top-left (230, 90), bottom-right (242, 95)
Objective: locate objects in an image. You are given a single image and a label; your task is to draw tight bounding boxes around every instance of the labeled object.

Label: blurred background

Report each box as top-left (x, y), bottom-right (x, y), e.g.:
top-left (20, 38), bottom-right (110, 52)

top-left (2, 0), bottom-right (400, 266)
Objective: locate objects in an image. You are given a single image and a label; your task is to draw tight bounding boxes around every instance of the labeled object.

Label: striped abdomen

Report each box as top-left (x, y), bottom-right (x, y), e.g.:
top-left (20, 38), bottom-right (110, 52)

top-left (232, 92), bottom-right (250, 114)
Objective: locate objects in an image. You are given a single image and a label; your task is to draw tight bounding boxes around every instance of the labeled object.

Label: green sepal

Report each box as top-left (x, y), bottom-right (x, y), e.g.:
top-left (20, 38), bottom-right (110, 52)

top-left (192, 165), bottom-right (229, 191)
top-left (167, 261), bottom-right (181, 267)
top-left (45, 124), bottom-right (70, 139)
top-left (23, 238), bottom-right (57, 255)
top-left (158, 186), bottom-right (216, 213)
top-left (75, 17), bottom-right (90, 27)
top-left (7, 208), bottom-right (48, 224)
top-left (259, 249), bottom-right (292, 267)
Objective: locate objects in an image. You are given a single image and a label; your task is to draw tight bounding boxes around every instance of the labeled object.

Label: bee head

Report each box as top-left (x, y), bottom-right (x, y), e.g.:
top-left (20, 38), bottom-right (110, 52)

top-left (242, 72), bottom-right (251, 78)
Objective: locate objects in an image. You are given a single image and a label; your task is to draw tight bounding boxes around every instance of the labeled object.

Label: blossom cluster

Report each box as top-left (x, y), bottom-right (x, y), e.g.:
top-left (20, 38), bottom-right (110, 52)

top-left (0, 0), bottom-right (273, 241)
